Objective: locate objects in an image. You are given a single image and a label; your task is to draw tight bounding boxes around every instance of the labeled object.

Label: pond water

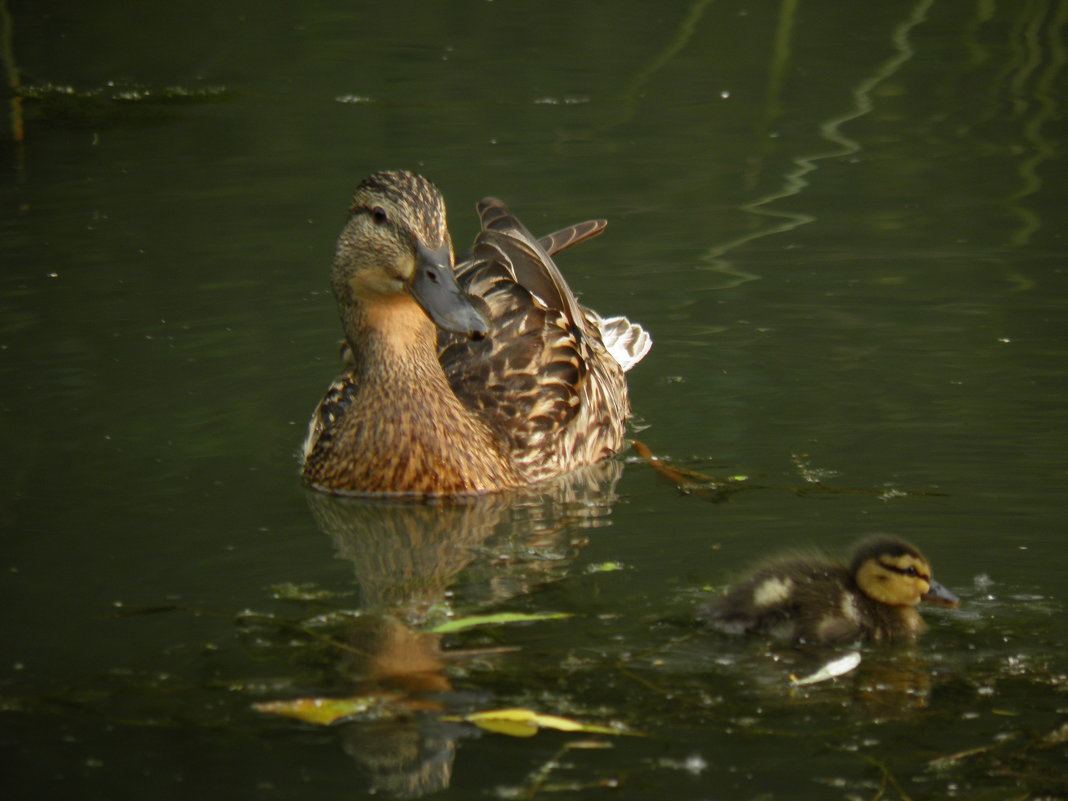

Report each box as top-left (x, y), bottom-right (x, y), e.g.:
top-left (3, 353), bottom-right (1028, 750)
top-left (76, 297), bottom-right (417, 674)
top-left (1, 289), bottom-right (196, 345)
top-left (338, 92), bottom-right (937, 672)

top-left (2, 0), bottom-right (1067, 798)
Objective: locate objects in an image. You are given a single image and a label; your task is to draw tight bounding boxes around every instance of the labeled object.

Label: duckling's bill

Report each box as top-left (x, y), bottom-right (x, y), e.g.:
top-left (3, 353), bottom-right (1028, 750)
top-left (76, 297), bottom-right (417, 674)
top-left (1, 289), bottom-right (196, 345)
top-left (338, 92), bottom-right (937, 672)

top-left (922, 579), bottom-right (960, 608)
top-left (411, 242), bottom-right (489, 338)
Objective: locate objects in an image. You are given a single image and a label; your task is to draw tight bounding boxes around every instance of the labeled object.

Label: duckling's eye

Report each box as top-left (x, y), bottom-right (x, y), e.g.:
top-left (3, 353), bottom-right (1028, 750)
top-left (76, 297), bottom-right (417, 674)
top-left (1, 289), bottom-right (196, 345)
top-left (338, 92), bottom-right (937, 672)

top-left (905, 566), bottom-right (918, 577)
top-left (371, 206), bottom-right (388, 225)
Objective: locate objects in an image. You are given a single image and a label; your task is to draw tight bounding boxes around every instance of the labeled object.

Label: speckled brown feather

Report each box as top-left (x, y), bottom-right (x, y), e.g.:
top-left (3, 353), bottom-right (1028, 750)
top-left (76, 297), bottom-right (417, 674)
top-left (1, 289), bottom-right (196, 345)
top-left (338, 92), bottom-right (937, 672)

top-left (536, 220), bottom-right (607, 257)
top-left (302, 332), bottom-right (522, 495)
top-left (438, 198), bottom-right (630, 483)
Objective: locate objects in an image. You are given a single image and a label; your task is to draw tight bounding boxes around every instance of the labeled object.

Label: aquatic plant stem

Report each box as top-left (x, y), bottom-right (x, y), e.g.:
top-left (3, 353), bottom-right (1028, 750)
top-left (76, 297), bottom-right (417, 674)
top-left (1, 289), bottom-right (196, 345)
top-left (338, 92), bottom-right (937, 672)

top-left (859, 753), bottom-right (913, 801)
top-left (0, 0), bottom-right (22, 143)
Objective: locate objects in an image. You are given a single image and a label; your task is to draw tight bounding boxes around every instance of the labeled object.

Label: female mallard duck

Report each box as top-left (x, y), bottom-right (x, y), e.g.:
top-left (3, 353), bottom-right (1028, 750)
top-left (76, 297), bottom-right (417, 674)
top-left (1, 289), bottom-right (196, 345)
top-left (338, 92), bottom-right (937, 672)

top-left (697, 537), bottom-right (959, 643)
top-left (300, 170), bottom-right (651, 496)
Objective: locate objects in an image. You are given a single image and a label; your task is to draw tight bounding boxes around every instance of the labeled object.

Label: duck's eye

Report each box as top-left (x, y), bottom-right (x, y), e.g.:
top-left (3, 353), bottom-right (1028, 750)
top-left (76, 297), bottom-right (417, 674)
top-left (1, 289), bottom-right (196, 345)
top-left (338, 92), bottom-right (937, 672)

top-left (371, 206), bottom-right (388, 225)
top-left (905, 566), bottom-right (918, 577)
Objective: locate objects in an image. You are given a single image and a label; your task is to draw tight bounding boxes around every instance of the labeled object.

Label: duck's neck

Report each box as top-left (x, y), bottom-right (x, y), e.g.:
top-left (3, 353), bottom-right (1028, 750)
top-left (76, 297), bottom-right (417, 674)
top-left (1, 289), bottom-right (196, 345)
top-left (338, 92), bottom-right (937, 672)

top-left (336, 296), bottom-right (518, 494)
top-left (343, 295), bottom-right (440, 374)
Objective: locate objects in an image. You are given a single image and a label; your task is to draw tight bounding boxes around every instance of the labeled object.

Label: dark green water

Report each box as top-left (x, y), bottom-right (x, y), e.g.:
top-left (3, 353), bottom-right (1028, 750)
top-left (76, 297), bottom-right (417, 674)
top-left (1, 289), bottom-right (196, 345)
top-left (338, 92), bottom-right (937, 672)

top-left (3, 1), bottom-right (1066, 798)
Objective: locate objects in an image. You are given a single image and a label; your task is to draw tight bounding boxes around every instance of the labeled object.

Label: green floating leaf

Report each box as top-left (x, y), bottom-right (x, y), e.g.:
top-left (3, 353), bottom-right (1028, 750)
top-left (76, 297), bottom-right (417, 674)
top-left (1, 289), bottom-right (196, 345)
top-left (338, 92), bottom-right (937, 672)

top-left (585, 561), bottom-right (626, 573)
top-left (428, 611), bottom-right (572, 634)
top-left (269, 582), bottom-right (342, 602)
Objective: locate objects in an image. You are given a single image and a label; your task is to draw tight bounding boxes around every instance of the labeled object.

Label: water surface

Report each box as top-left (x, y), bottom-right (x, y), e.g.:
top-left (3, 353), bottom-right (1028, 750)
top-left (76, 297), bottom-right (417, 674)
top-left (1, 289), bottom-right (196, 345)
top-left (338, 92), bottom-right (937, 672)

top-left (2, 1), bottom-right (1066, 799)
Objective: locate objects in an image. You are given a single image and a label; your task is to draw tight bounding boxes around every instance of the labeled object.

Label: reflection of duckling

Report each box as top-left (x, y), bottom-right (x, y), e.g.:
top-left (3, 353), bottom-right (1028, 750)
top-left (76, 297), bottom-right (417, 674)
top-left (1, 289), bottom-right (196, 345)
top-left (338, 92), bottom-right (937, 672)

top-left (697, 537), bottom-right (959, 644)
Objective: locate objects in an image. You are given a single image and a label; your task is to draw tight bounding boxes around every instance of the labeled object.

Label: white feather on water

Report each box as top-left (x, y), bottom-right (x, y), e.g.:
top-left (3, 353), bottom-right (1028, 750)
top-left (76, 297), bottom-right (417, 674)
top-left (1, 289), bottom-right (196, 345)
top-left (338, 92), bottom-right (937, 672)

top-left (789, 651), bottom-right (862, 685)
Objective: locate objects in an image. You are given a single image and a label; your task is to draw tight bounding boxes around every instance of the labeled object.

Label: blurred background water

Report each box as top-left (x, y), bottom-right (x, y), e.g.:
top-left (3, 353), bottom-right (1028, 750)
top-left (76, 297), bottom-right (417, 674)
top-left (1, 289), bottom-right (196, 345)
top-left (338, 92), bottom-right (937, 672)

top-left (2, 1), bottom-right (1066, 799)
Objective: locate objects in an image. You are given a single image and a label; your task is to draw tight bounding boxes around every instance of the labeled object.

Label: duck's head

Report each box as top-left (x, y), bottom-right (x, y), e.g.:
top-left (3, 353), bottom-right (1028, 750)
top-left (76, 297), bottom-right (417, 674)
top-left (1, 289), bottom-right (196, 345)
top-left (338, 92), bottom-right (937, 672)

top-left (851, 537), bottom-right (959, 609)
top-left (332, 170), bottom-right (488, 338)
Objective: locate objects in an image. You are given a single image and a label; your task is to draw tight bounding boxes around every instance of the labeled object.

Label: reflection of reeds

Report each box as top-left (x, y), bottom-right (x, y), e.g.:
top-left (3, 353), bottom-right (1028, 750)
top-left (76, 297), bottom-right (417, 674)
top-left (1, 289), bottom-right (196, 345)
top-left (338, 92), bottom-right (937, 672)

top-left (610, 0), bottom-right (714, 132)
top-left (701, 0), bottom-right (934, 287)
top-left (764, 0), bottom-right (799, 125)
top-left (1004, 0), bottom-right (1066, 246)
top-left (942, 1), bottom-right (1065, 248)
top-left (0, 0), bottom-right (23, 143)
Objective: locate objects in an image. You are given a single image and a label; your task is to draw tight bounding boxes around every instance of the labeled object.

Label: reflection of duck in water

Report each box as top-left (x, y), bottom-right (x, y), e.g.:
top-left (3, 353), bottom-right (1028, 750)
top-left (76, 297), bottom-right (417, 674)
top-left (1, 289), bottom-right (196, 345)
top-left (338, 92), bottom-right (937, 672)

top-left (698, 537), bottom-right (959, 644)
top-left (306, 460), bottom-right (623, 616)
top-left (336, 616), bottom-right (469, 801)
top-left (301, 462), bottom-right (624, 798)
top-left (300, 170), bottom-right (650, 496)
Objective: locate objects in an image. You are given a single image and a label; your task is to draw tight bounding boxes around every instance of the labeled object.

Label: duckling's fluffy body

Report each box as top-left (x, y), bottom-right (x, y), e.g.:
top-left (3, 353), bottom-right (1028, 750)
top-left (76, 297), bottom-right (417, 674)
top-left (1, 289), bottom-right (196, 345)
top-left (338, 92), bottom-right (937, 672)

top-left (698, 537), bottom-right (959, 644)
top-left (300, 171), bottom-right (650, 496)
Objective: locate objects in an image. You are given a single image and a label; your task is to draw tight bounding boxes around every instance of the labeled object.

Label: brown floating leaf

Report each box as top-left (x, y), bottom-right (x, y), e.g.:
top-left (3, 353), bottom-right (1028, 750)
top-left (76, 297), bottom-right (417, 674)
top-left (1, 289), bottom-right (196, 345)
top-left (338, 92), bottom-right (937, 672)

top-left (633, 440), bottom-right (946, 501)
top-left (631, 440), bottom-right (739, 501)
top-left (632, 440), bottom-right (713, 484)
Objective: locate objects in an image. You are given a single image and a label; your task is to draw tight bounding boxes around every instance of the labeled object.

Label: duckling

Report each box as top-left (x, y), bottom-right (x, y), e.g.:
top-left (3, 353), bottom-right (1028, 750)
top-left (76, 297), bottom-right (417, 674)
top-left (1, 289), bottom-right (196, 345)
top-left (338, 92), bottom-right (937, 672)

top-left (300, 170), bottom-right (651, 496)
top-left (697, 537), bottom-right (959, 644)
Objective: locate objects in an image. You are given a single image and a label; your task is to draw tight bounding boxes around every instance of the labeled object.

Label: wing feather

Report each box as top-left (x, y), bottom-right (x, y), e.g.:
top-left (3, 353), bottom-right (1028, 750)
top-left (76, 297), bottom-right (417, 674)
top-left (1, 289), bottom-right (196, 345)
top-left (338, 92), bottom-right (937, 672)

top-left (536, 220), bottom-right (607, 256)
top-left (439, 199), bottom-right (637, 481)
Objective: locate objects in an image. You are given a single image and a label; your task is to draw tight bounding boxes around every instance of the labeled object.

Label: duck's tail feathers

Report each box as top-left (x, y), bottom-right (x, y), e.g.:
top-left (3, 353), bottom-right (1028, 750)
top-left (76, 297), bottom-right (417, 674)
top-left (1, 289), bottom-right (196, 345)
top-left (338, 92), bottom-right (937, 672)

top-left (597, 314), bottom-right (652, 372)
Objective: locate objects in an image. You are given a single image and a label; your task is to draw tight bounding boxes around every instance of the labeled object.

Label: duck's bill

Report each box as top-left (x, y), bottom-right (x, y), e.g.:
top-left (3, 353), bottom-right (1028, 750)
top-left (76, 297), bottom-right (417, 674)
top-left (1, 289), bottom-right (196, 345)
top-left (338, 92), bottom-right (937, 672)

top-left (922, 579), bottom-right (960, 608)
top-left (411, 243), bottom-right (489, 339)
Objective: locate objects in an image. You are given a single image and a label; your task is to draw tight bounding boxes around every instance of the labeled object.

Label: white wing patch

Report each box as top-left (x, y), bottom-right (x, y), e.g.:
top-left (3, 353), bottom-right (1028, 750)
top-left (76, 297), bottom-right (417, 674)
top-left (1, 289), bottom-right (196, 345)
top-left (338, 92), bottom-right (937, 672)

top-left (753, 576), bottom-right (794, 608)
top-left (595, 313), bottom-right (652, 373)
top-left (839, 592), bottom-right (861, 623)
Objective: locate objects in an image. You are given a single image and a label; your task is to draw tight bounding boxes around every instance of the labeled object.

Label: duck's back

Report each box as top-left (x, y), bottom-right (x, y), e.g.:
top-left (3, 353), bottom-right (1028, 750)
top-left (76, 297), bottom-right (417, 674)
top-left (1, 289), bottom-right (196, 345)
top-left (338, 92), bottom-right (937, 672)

top-left (438, 199), bottom-right (649, 484)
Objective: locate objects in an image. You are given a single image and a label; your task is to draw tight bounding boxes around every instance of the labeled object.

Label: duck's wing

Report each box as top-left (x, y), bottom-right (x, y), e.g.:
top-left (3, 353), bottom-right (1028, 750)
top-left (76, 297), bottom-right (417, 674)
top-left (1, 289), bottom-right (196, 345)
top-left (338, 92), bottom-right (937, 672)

top-left (535, 217), bottom-right (650, 372)
top-left (536, 219), bottom-right (607, 257)
top-left (300, 370), bottom-right (360, 463)
top-left (473, 197), bottom-right (589, 333)
top-left (453, 219), bottom-right (604, 265)
top-left (438, 199), bottom-right (630, 480)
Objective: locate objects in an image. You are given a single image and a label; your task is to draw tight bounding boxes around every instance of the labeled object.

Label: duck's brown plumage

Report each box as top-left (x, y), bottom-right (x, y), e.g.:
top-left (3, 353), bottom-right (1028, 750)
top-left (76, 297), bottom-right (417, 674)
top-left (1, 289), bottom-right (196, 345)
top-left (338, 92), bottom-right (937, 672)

top-left (697, 537), bottom-right (959, 644)
top-left (300, 171), bottom-right (650, 497)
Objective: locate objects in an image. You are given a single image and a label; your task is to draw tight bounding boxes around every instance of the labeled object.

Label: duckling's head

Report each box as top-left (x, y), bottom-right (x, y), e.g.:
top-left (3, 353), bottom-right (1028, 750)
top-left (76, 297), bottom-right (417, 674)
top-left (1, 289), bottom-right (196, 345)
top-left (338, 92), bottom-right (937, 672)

top-left (332, 170), bottom-right (488, 338)
top-left (850, 537), bottom-right (959, 609)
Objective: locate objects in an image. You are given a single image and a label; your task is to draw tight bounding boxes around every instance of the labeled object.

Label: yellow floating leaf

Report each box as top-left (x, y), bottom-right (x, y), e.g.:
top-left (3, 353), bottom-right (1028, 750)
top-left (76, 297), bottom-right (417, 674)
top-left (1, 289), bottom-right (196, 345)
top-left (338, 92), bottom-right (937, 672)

top-left (252, 695), bottom-right (381, 726)
top-left (566, 740), bottom-right (615, 750)
top-left (457, 708), bottom-right (628, 737)
top-left (463, 707), bottom-right (539, 725)
top-left (535, 714), bottom-right (621, 735)
top-left (525, 712), bottom-right (586, 731)
top-left (471, 718), bottom-right (539, 737)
